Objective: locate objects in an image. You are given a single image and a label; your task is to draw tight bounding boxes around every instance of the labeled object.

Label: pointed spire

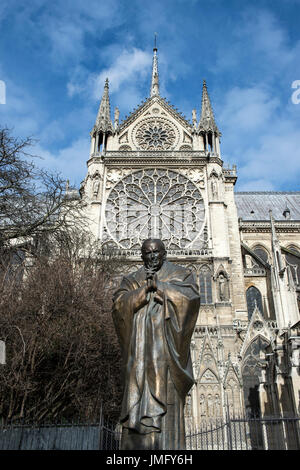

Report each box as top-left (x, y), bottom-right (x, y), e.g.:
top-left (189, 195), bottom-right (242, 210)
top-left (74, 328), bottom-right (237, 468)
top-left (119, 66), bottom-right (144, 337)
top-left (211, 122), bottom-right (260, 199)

top-left (95, 78), bottom-right (113, 133)
top-left (150, 33), bottom-right (160, 97)
top-left (198, 80), bottom-right (219, 134)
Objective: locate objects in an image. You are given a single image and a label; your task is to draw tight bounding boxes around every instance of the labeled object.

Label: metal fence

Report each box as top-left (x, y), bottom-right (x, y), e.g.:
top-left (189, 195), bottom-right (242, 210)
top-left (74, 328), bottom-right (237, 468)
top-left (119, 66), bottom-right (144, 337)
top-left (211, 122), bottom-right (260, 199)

top-left (0, 417), bottom-right (121, 451)
top-left (185, 415), bottom-right (300, 450)
top-left (0, 415), bottom-right (299, 450)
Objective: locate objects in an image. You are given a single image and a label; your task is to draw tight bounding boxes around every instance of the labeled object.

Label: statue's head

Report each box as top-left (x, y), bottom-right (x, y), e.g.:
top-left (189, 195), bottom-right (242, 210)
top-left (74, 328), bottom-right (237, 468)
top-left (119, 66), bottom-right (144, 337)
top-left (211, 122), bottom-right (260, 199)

top-left (141, 238), bottom-right (167, 272)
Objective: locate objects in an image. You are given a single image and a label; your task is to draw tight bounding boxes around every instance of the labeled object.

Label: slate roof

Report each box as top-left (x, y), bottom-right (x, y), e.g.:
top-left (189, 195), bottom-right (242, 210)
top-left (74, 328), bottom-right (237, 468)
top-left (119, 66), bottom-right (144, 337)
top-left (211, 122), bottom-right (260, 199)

top-left (234, 192), bottom-right (300, 221)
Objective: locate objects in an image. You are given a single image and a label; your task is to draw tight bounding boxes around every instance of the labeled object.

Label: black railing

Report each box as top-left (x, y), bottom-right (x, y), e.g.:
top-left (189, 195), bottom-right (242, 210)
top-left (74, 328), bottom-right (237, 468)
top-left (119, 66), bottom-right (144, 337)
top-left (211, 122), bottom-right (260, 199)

top-left (0, 415), bottom-right (299, 450)
top-left (0, 416), bottom-right (121, 451)
top-left (185, 415), bottom-right (300, 450)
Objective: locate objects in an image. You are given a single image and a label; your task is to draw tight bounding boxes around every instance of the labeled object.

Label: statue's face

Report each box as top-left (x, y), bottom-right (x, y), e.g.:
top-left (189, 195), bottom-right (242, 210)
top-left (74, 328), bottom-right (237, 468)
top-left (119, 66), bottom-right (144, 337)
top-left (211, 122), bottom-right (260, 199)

top-left (141, 240), bottom-right (166, 271)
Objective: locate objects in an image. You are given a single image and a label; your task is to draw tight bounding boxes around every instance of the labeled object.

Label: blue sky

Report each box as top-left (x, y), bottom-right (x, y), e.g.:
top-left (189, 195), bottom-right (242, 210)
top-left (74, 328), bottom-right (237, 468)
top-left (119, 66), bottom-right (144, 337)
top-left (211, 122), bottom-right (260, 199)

top-left (0, 0), bottom-right (300, 191)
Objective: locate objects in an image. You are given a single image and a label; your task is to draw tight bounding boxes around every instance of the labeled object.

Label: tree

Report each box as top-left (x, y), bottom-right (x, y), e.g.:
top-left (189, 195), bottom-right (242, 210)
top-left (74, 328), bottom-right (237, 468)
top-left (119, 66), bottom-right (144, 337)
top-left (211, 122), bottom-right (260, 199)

top-left (0, 230), bottom-right (124, 423)
top-left (0, 127), bottom-right (80, 248)
top-left (0, 128), bottom-right (125, 423)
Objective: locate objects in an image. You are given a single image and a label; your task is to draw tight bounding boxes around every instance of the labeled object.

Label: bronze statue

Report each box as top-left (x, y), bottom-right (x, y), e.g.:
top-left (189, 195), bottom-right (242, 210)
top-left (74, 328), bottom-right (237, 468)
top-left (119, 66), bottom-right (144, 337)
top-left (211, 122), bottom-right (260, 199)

top-left (112, 239), bottom-right (200, 450)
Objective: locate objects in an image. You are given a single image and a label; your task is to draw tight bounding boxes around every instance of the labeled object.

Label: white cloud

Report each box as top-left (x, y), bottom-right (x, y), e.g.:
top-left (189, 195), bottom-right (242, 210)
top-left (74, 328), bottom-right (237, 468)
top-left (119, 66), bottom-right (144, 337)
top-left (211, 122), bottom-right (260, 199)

top-left (45, 21), bottom-right (85, 63)
top-left (219, 86), bottom-right (279, 133)
top-left (0, 0), bottom-right (122, 67)
top-left (214, 8), bottom-right (300, 81)
top-left (34, 137), bottom-right (90, 185)
top-left (66, 47), bottom-right (153, 114)
top-left (0, 75), bottom-right (46, 137)
top-left (42, 0), bottom-right (122, 64)
top-left (93, 48), bottom-right (152, 96)
top-left (239, 10), bottom-right (287, 58)
top-left (219, 81), bottom-right (300, 190)
top-left (239, 128), bottom-right (300, 185)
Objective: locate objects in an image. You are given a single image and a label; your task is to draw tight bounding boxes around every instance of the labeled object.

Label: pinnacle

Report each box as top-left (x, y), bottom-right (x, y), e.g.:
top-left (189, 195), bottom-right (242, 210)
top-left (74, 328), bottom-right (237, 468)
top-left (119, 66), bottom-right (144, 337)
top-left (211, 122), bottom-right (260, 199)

top-left (94, 78), bottom-right (113, 134)
top-left (198, 80), bottom-right (220, 134)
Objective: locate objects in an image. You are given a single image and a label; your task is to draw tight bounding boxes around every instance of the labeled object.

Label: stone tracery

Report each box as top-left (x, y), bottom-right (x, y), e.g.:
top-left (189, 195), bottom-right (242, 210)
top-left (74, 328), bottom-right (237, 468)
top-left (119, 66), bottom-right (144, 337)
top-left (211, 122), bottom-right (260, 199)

top-left (104, 168), bottom-right (206, 250)
top-left (133, 117), bottom-right (179, 150)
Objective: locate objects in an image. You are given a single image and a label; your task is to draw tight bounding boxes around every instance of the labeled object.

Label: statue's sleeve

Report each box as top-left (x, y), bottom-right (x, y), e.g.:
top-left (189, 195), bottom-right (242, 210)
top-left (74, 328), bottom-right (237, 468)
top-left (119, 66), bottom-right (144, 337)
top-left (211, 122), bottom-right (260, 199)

top-left (112, 276), bottom-right (147, 361)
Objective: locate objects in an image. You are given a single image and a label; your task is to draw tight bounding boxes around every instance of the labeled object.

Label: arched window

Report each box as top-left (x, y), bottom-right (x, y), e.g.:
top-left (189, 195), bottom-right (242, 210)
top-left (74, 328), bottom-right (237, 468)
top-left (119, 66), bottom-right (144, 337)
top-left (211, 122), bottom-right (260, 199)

top-left (252, 245), bottom-right (269, 265)
top-left (287, 245), bottom-right (300, 256)
top-left (242, 336), bottom-right (270, 419)
top-left (246, 286), bottom-right (263, 320)
top-left (199, 265), bottom-right (212, 304)
top-left (285, 245), bottom-right (300, 287)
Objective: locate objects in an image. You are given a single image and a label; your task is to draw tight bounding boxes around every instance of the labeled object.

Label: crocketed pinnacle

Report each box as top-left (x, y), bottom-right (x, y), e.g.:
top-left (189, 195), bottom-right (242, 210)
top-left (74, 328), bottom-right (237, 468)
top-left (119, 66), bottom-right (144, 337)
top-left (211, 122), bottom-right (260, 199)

top-left (198, 80), bottom-right (220, 134)
top-left (269, 209), bottom-right (285, 275)
top-left (95, 78), bottom-right (113, 133)
top-left (150, 36), bottom-right (160, 97)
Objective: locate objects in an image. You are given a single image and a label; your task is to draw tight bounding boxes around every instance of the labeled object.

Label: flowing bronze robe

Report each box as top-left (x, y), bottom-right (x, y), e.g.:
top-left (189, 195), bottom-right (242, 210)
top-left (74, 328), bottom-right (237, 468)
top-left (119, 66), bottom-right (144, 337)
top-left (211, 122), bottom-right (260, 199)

top-left (112, 261), bottom-right (200, 450)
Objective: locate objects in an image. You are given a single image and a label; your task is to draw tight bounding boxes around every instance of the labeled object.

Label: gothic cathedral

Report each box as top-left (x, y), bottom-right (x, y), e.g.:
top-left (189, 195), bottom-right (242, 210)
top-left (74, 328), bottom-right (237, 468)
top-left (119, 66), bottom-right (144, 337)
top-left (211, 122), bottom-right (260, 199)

top-left (77, 45), bottom-right (300, 426)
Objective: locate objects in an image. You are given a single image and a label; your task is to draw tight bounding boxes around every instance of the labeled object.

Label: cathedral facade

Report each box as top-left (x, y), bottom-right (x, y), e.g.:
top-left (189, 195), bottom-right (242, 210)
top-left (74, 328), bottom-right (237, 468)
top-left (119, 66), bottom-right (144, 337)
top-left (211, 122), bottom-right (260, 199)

top-left (78, 45), bottom-right (300, 426)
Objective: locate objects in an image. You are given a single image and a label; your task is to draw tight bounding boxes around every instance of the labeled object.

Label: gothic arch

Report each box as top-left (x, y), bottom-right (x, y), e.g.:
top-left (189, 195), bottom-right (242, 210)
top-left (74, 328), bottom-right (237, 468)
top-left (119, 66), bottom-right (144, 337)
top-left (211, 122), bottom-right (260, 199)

top-left (214, 265), bottom-right (230, 302)
top-left (223, 359), bottom-right (243, 416)
top-left (209, 169), bottom-right (220, 179)
top-left (186, 264), bottom-right (198, 274)
top-left (199, 368), bottom-right (219, 384)
top-left (246, 286), bottom-right (263, 320)
top-left (198, 265), bottom-right (212, 304)
top-left (119, 144), bottom-right (132, 151)
top-left (241, 335), bottom-right (270, 418)
top-left (213, 264), bottom-right (230, 280)
top-left (195, 332), bottom-right (223, 419)
top-left (179, 144), bottom-right (192, 151)
top-left (250, 244), bottom-right (270, 264)
top-left (241, 335), bottom-right (270, 375)
top-left (284, 246), bottom-right (300, 287)
top-left (286, 244), bottom-right (300, 254)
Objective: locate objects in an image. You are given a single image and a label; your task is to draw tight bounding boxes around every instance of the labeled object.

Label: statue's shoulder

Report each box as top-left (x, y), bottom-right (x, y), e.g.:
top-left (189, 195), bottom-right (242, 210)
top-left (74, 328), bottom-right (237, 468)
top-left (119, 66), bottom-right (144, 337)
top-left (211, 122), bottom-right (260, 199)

top-left (125, 265), bottom-right (145, 282)
top-left (164, 260), bottom-right (192, 277)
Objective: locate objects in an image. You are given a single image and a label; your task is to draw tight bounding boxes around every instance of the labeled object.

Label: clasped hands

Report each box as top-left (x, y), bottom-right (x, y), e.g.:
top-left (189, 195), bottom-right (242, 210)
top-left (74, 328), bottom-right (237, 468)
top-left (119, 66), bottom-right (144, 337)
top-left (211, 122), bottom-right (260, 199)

top-left (145, 272), bottom-right (164, 304)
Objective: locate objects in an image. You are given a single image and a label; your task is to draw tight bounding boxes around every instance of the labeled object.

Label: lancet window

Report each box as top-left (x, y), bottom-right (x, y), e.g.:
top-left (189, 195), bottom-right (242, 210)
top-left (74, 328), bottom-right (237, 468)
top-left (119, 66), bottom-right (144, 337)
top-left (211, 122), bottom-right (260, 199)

top-left (246, 286), bottom-right (263, 320)
top-left (199, 265), bottom-right (212, 304)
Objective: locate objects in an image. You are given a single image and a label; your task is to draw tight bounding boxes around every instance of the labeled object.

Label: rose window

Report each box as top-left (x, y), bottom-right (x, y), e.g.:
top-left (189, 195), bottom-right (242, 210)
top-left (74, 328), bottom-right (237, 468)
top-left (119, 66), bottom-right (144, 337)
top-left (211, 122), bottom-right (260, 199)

top-left (104, 169), bottom-right (206, 250)
top-left (134, 118), bottom-right (178, 150)
top-left (141, 126), bottom-right (168, 148)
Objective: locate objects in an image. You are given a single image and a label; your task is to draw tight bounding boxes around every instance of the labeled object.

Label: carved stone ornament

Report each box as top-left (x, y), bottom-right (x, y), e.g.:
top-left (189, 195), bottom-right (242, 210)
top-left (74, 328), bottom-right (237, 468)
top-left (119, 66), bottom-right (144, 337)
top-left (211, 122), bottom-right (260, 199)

top-left (179, 169), bottom-right (205, 186)
top-left (253, 320), bottom-right (264, 331)
top-left (92, 178), bottom-right (100, 198)
top-left (200, 369), bottom-right (218, 383)
top-left (217, 272), bottom-right (230, 302)
top-left (133, 117), bottom-right (179, 150)
top-left (106, 169), bottom-right (131, 189)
